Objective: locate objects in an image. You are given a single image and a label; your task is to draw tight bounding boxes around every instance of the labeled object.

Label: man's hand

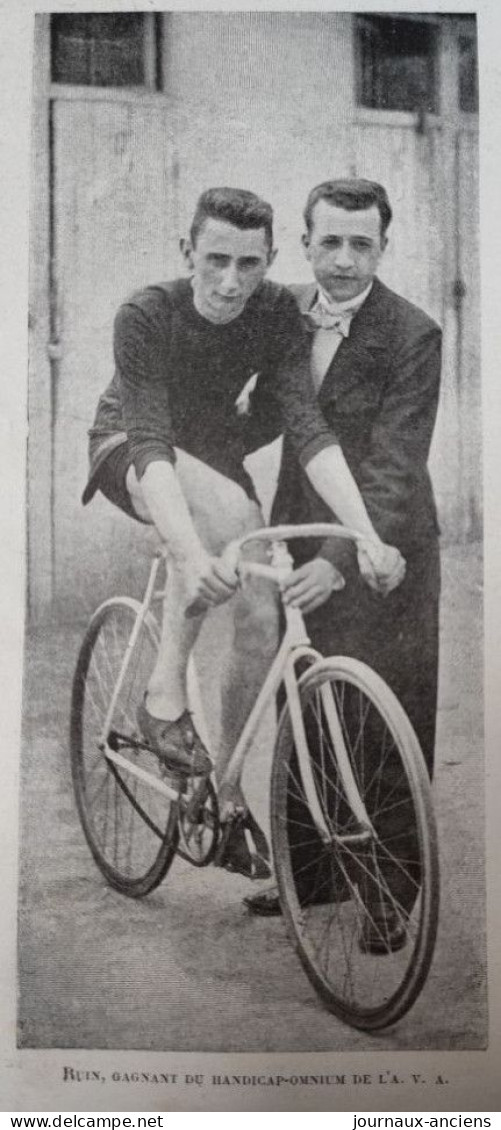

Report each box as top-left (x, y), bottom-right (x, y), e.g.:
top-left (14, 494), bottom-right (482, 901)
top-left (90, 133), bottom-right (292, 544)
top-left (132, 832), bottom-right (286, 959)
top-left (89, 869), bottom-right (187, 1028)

top-left (356, 539), bottom-right (406, 597)
top-left (282, 558), bottom-right (345, 614)
top-left (184, 548), bottom-right (239, 616)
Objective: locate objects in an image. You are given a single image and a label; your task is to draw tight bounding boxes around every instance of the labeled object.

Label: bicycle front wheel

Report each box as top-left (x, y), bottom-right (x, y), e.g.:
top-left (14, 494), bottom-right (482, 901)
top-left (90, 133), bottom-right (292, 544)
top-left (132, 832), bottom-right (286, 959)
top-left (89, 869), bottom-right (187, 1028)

top-left (70, 598), bottom-right (180, 897)
top-left (271, 657), bottom-right (439, 1030)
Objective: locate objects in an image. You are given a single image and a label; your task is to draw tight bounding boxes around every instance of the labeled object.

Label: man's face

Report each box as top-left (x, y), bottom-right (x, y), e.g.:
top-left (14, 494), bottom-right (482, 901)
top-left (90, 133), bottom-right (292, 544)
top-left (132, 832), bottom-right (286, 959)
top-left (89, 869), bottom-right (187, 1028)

top-left (302, 201), bottom-right (387, 302)
top-left (181, 219), bottom-right (275, 324)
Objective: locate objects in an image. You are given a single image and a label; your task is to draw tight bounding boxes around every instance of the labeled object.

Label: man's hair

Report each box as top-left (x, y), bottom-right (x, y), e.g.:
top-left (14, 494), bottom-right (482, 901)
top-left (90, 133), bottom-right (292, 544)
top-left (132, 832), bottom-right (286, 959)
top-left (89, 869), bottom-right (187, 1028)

top-left (190, 187), bottom-right (274, 250)
top-left (304, 178), bottom-right (392, 238)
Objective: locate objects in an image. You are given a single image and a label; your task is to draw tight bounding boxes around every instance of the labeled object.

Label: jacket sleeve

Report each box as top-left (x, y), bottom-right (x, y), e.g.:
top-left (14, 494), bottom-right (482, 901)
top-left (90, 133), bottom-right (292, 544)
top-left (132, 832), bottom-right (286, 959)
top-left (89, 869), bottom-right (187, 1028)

top-left (114, 299), bottom-right (176, 480)
top-left (317, 324), bottom-right (442, 565)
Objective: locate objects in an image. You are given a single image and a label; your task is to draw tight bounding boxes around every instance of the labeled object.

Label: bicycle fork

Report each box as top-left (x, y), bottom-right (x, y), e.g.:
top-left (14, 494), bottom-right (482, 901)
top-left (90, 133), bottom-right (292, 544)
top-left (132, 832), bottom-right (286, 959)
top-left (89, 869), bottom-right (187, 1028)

top-left (284, 647), bottom-right (374, 849)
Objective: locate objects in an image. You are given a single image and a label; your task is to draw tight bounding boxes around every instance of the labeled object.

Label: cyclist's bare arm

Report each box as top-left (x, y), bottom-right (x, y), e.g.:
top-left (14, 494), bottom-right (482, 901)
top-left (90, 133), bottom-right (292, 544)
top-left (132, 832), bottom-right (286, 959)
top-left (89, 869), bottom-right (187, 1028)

top-left (138, 461), bottom-right (238, 607)
top-left (304, 445), bottom-right (405, 594)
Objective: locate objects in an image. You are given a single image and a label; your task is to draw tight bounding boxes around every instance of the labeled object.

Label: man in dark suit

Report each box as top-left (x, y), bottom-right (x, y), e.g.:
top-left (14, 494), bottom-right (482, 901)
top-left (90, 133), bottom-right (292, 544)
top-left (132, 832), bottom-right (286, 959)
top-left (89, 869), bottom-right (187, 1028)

top-left (246, 179), bottom-right (441, 938)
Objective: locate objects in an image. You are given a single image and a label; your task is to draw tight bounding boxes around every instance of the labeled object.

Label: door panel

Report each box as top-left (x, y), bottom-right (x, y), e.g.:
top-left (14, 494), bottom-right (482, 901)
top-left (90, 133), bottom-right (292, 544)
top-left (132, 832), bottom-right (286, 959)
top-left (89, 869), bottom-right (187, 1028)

top-left (354, 119), bottom-right (458, 537)
top-left (52, 97), bottom-right (176, 615)
top-left (354, 115), bottom-right (479, 542)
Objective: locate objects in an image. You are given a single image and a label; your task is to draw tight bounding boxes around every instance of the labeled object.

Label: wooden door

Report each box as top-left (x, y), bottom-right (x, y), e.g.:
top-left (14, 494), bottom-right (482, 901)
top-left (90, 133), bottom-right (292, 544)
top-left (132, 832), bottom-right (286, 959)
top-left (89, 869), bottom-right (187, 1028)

top-left (50, 93), bottom-right (176, 616)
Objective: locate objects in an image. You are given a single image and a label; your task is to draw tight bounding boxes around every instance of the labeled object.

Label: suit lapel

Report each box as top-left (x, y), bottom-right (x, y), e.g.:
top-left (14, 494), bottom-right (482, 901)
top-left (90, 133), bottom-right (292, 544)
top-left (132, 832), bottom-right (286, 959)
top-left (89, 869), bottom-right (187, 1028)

top-left (292, 278), bottom-right (392, 405)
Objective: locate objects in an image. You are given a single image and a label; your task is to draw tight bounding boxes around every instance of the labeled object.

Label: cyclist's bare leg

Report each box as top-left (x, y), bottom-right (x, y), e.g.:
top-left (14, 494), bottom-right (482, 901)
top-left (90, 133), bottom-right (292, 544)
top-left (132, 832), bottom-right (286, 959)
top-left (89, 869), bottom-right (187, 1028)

top-left (127, 464), bottom-right (204, 721)
top-left (126, 453), bottom-right (279, 820)
top-left (174, 451), bottom-right (279, 819)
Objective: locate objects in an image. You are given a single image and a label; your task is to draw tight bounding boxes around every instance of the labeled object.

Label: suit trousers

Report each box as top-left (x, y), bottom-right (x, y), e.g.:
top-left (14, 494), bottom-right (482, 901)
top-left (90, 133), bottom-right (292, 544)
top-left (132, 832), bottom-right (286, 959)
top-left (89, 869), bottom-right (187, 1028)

top-left (308, 540), bottom-right (440, 774)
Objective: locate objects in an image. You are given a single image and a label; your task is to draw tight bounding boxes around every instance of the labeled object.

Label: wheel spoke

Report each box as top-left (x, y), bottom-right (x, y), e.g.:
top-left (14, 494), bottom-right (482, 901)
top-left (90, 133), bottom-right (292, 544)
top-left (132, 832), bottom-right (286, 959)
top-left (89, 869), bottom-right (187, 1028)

top-left (287, 738), bottom-right (357, 839)
top-left (272, 661), bottom-right (439, 1030)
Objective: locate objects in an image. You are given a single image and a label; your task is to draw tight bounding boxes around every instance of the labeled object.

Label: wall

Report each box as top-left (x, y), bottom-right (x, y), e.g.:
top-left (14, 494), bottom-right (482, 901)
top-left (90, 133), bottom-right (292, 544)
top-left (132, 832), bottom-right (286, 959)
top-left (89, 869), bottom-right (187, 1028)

top-left (166, 12), bottom-right (354, 283)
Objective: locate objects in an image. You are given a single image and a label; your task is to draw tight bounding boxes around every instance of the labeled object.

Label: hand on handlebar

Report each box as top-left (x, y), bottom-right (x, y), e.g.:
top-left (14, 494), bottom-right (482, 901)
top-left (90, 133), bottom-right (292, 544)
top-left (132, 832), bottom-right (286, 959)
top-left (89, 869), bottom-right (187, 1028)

top-left (356, 539), bottom-right (406, 597)
top-left (184, 547), bottom-right (239, 617)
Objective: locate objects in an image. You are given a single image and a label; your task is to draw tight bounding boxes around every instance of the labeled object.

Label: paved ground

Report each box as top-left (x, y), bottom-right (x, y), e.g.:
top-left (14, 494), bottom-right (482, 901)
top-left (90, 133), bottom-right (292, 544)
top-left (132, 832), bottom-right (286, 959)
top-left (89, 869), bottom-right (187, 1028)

top-left (18, 542), bottom-right (486, 1051)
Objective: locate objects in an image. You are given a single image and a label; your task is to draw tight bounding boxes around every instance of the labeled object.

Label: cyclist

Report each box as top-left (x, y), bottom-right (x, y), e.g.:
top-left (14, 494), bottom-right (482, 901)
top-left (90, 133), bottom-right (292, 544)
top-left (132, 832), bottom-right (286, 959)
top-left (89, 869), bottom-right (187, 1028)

top-left (82, 186), bottom-right (404, 879)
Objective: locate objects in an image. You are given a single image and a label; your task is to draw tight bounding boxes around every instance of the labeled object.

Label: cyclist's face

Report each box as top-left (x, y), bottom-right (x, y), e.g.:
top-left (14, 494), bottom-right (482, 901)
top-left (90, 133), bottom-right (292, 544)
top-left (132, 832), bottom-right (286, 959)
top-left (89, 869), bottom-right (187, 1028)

top-left (182, 219), bottom-right (276, 324)
top-left (302, 202), bottom-right (387, 302)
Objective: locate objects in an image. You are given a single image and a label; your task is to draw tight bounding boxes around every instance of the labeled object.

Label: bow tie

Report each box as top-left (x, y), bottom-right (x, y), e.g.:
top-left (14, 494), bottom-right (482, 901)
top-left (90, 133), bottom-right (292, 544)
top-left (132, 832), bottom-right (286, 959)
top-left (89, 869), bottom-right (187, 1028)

top-left (306, 300), bottom-right (354, 336)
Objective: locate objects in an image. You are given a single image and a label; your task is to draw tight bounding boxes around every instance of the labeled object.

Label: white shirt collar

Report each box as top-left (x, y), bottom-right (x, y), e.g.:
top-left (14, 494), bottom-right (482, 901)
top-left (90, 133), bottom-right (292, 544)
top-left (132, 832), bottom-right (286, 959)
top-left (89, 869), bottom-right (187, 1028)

top-left (316, 280), bottom-right (373, 317)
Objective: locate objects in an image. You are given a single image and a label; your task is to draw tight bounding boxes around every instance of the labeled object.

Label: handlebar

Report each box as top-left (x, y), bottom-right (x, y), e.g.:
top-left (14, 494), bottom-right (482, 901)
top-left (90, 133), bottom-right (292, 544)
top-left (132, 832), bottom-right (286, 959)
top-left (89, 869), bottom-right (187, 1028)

top-left (226, 521), bottom-right (362, 552)
top-left (184, 522), bottom-right (362, 618)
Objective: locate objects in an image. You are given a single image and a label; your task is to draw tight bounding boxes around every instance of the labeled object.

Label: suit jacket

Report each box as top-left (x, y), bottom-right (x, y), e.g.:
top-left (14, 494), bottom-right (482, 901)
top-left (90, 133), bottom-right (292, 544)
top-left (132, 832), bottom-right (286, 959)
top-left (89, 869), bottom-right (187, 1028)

top-left (262, 277), bottom-right (442, 572)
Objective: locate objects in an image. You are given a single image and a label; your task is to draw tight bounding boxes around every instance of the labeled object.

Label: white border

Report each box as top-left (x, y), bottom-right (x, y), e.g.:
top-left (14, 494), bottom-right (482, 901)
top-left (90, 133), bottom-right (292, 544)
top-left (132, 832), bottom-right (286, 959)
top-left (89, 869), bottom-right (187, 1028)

top-left (1, 0), bottom-right (500, 1112)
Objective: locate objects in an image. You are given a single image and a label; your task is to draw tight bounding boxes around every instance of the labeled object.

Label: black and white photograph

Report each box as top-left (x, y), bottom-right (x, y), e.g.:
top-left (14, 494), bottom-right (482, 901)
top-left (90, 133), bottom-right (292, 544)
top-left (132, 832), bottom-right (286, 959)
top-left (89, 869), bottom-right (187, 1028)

top-left (2, 0), bottom-right (500, 1113)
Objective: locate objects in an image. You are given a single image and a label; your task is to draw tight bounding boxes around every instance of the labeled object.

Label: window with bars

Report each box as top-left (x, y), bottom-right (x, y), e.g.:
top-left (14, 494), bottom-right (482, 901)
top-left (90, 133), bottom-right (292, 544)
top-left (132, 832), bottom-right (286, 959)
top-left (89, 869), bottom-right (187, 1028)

top-left (51, 13), bottom-right (162, 90)
top-left (356, 16), bottom-right (439, 114)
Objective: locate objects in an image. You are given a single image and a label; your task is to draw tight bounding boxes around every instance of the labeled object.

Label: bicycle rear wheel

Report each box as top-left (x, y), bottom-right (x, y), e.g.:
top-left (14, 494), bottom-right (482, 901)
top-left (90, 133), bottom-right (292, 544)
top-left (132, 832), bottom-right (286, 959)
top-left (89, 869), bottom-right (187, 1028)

top-left (271, 657), bottom-right (439, 1030)
top-left (70, 598), bottom-right (180, 897)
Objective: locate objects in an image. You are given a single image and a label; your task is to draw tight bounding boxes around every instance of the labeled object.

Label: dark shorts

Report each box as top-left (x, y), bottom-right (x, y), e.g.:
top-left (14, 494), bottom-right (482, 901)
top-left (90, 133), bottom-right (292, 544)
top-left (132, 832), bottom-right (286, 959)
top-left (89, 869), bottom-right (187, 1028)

top-left (82, 435), bottom-right (259, 521)
top-left (84, 441), bottom-right (148, 524)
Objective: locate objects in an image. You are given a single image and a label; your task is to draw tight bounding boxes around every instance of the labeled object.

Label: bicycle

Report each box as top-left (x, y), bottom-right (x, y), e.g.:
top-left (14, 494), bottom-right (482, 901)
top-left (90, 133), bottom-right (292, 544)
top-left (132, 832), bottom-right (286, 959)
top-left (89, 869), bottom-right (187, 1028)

top-left (70, 522), bottom-right (439, 1031)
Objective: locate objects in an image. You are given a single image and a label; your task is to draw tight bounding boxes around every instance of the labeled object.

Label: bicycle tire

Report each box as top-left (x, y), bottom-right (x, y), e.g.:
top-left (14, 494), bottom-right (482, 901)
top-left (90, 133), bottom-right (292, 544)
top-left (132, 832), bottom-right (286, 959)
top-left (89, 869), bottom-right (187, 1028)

top-left (271, 656), bottom-right (439, 1030)
top-left (70, 597), bottom-right (180, 897)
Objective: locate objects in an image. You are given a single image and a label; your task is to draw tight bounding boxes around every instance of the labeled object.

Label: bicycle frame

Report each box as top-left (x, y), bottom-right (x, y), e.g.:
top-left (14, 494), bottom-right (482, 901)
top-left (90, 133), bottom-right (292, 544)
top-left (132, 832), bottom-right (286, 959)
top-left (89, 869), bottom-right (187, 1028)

top-left (100, 523), bottom-right (374, 840)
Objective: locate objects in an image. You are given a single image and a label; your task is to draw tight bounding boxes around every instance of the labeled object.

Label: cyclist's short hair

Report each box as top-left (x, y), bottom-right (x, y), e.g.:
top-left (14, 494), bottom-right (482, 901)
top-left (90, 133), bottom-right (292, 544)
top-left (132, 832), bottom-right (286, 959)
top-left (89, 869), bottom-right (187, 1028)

top-left (304, 179), bottom-right (392, 238)
top-left (190, 187), bottom-right (274, 251)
